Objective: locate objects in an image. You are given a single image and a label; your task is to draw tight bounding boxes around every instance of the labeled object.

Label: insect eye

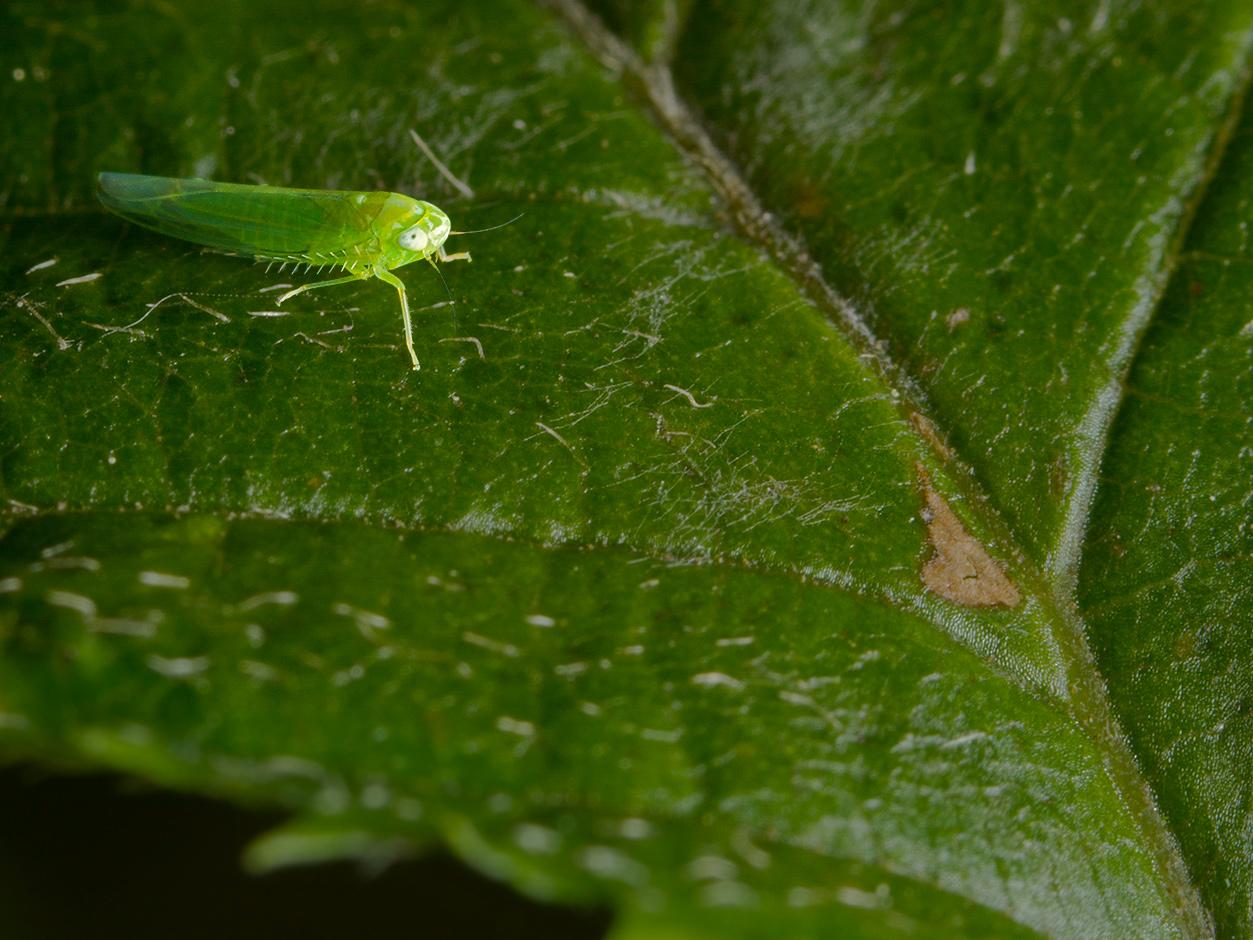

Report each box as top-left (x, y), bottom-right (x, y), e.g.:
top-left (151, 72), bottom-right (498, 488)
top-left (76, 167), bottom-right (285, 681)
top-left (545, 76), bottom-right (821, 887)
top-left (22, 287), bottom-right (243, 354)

top-left (401, 227), bottom-right (428, 251)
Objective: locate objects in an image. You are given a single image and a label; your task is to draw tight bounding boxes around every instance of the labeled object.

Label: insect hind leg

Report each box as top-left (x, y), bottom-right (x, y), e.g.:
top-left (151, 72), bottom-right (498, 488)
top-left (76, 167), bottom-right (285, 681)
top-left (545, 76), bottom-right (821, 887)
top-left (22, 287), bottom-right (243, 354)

top-left (275, 270), bottom-right (367, 306)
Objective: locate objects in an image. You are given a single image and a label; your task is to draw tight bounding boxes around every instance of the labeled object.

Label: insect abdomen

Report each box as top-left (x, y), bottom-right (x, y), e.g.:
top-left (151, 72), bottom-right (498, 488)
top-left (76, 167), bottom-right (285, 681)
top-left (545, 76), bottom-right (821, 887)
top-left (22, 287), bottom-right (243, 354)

top-left (252, 232), bottom-right (380, 271)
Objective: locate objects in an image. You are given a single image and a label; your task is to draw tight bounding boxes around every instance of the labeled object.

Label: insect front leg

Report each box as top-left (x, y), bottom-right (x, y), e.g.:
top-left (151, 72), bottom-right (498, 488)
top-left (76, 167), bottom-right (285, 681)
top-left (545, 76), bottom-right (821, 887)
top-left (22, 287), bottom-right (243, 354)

top-left (373, 267), bottom-right (419, 371)
top-left (275, 270), bottom-right (368, 306)
top-left (437, 247), bottom-right (472, 263)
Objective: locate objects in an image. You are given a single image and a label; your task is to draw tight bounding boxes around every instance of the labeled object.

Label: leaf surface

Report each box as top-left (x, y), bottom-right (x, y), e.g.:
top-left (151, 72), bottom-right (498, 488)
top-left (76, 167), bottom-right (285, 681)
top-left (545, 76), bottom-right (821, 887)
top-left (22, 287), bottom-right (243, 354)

top-left (1, 1), bottom-right (1249, 936)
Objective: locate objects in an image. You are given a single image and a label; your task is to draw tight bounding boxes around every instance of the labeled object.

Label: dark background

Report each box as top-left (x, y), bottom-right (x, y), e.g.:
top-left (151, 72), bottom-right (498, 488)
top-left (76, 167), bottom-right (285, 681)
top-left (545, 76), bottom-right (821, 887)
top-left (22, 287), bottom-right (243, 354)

top-left (0, 768), bottom-right (609, 939)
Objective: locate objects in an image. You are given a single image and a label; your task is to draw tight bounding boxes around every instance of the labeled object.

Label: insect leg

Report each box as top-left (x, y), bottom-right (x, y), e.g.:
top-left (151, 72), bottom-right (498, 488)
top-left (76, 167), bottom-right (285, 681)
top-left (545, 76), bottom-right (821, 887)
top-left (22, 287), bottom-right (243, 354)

top-left (374, 268), bottom-right (419, 371)
top-left (275, 271), bottom-right (367, 306)
top-left (437, 247), bottom-right (472, 263)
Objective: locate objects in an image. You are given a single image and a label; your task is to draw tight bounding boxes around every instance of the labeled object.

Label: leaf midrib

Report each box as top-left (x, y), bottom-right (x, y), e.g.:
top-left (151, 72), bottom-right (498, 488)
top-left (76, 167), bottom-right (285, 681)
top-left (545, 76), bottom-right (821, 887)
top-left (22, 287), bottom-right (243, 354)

top-left (539, 2), bottom-right (1251, 936)
top-left (1051, 52), bottom-right (1253, 595)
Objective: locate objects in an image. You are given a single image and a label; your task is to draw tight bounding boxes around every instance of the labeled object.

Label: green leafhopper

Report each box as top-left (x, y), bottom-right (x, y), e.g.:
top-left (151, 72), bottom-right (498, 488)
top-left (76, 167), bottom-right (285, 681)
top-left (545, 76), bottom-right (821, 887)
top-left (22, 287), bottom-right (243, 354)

top-left (97, 172), bottom-right (477, 370)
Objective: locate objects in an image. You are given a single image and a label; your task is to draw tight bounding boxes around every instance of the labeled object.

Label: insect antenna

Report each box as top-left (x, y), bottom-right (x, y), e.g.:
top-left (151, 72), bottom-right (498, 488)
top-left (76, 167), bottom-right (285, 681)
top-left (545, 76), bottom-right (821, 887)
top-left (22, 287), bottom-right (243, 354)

top-left (425, 255), bottom-right (455, 305)
top-left (449, 211), bottom-right (526, 236)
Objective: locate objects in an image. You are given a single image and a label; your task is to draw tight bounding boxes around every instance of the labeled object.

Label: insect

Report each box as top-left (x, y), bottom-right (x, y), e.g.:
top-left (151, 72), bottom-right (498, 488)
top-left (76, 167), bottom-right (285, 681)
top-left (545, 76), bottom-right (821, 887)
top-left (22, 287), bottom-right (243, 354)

top-left (97, 171), bottom-right (485, 370)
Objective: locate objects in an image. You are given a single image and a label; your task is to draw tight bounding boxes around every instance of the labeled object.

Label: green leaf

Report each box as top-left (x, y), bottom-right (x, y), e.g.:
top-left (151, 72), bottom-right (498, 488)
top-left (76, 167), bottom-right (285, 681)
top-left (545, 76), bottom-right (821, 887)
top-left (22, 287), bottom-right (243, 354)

top-left (1079, 93), bottom-right (1253, 937)
top-left (0, 1), bottom-right (1248, 937)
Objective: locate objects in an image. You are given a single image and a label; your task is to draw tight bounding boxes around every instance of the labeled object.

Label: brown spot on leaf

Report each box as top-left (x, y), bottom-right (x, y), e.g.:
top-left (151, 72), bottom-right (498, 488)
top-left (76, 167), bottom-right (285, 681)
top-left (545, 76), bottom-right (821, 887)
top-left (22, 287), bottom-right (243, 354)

top-left (1048, 451), bottom-right (1068, 499)
top-left (793, 181), bottom-right (828, 219)
top-left (917, 470), bottom-right (1020, 608)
